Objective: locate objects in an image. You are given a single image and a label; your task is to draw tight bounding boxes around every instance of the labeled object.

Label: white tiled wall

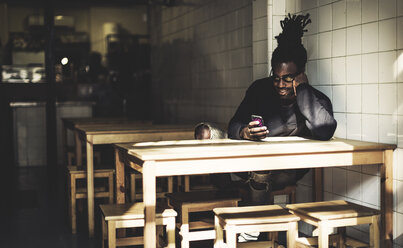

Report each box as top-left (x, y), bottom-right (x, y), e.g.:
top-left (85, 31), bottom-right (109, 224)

top-left (284, 0), bottom-right (403, 245)
top-left (149, 0), bottom-right (252, 125)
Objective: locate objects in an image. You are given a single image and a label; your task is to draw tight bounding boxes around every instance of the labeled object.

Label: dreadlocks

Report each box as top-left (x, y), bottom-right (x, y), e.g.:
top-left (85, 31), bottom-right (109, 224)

top-left (271, 13), bottom-right (311, 72)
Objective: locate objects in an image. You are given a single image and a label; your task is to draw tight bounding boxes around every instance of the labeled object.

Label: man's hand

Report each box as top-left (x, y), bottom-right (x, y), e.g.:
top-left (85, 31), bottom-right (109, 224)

top-left (292, 72), bottom-right (308, 96)
top-left (240, 121), bottom-right (269, 140)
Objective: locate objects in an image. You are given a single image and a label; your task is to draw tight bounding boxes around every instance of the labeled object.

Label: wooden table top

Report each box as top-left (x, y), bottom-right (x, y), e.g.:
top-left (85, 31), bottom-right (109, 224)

top-left (126, 137), bottom-right (396, 161)
top-left (76, 124), bottom-right (195, 135)
top-left (62, 117), bottom-right (152, 129)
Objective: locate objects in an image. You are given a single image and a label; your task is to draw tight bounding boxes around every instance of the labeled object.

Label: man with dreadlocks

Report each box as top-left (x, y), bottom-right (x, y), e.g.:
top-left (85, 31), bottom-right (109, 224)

top-left (227, 13), bottom-right (337, 205)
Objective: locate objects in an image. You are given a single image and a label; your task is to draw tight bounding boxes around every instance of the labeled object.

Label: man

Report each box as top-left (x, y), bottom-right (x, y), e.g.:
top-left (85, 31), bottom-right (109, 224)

top-left (228, 14), bottom-right (337, 205)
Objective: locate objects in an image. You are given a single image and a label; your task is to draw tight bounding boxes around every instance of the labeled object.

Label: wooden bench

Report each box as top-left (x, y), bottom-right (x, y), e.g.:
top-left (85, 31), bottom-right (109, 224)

top-left (287, 200), bottom-right (380, 248)
top-left (213, 205), bottom-right (300, 248)
top-left (67, 166), bottom-right (114, 234)
top-left (129, 172), bottom-right (174, 202)
top-left (166, 190), bottom-right (241, 248)
top-left (100, 202), bottom-right (176, 248)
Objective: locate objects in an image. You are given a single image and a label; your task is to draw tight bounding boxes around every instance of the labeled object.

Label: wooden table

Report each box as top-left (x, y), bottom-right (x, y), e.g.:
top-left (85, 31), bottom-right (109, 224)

top-left (61, 117), bottom-right (151, 166)
top-left (75, 124), bottom-right (195, 236)
top-left (115, 137), bottom-right (395, 248)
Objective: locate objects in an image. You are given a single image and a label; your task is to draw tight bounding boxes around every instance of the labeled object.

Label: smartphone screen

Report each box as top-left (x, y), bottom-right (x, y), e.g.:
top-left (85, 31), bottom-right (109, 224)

top-left (251, 115), bottom-right (264, 127)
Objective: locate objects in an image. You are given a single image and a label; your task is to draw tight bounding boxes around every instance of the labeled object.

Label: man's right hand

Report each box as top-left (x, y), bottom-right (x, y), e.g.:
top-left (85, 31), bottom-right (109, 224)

top-left (240, 121), bottom-right (269, 140)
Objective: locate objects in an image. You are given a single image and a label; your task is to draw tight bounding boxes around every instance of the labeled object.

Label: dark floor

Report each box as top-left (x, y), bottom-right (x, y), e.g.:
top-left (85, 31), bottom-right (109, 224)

top-left (0, 167), bottom-right (217, 248)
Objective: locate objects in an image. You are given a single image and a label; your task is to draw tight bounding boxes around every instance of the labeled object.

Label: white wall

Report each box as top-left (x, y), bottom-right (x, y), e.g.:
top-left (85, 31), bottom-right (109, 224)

top-left (149, 0), bottom-right (253, 125)
top-left (277, 0), bottom-right (403, 245)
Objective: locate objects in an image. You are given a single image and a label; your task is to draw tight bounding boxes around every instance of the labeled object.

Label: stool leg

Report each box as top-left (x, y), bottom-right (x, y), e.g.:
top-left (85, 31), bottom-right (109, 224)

top-left (318, 221), bottom-right (329, 248)
top-left (108, 173), bottom-right (114, 204)
top-left (337, 227), bottom-right (346, 248)
top-left (108, 220), bottom-right (116, 248)
top-left (70, 174), bottom-right (77, 234)
top-left (287, 221), bottom-right (298, 248)
top-left (214, 215), bottom-right (224, 248)
top-left (225, 226), bottom-right (237, 248)
top-left (102, 216), bottom-right (107, 248)
top-left (370, 215), bottom-right (380, 248)
top-left (180, 207), bottom-right (190, 248)
top-left (184, 176), bottom-right (190, 192)
top-left (166, 216), bottom-right (176, 248)
top-left (130, 173), bottom-right (136, 202)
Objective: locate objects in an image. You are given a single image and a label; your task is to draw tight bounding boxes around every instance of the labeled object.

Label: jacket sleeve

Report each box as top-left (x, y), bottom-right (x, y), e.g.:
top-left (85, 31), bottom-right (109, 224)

top-left (295, 83), bottom-right (337, 140)
top-left (228, 85), bottom-right (257, 140)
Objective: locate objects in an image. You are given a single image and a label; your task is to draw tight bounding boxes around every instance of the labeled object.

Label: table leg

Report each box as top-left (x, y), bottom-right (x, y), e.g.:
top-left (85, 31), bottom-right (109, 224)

top-left (381, 149), bottom-right (393, 248)
top-left (75, 131), bottom-right (82, 166)
top-left (313, 168), bottom-right (323, 201)
top-left (87, 140), bottom-right (94, 237)
top-left (143, 161), bottom-right (156, 248)
top-left (115, 148), bottom-right (126, 204)
top-left (62, 122), bottom-right (67, 166)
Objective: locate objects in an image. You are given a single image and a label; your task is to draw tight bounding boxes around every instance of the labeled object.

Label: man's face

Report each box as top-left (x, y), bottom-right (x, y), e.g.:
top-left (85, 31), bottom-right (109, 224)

top-left (273, 62), bottom-right (299, 100)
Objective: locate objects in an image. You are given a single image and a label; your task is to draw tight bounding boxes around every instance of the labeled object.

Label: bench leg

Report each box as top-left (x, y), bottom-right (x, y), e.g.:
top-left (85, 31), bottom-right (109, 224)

top-left (318, 221), bottom-right (329, 248)
top-left (337, 227), bottom-right (346, 248)
top-left (102, 216), bottom-right (107, 248)
top-left (130, 173), bottom-right (136, 202)
top-left (108, 220), bottom-right (116, 248)
top-left (168, 176), bottom-right (173, 193)
top-left (180, 207), bottom-right (190, 248)
top-left (166, 216), bottom-right (176, 248)
top-left (70, 174), bottom-right (77, 234)
top-left (108, 173), bottom-right (114, 204)
top-left (370, 215), bottom-right (380, 248)
top-left (287, 221), bottom-right (298, 248)
top-left (214, 215), bottom-right (224, 248)
top-left (225, 226), bottom-right (237, 248)
top-left (184, 176), bottom-right (190, 192)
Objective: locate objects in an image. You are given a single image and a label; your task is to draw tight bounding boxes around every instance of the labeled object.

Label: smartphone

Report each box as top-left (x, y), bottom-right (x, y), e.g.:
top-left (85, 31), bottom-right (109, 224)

top-left (251, 114), bottom-right (264, 127)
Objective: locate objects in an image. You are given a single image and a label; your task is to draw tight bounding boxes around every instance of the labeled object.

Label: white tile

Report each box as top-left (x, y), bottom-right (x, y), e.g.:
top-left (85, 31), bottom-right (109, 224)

top-left (347, 85), bottom-right (361, 112)
top-left (399, 0), bottom-right (403, 16)
top-left (307, 60), bottom-right (319, 85)
top-left (333, 85), bottom-right (346, 112)
top-left (253, 0), bottom-right (268, 19)
top-left (273, 0), bottom-right (286, 15)
top-left (398, 50), bottom-right (403, 82)
top-left (332, 0), bottom-right (346, 29)
top-left (334, 113), bottom-right (347, 138)
top-left (253, 40), bottom-right (268, 64)
top-left (361, 174), bottom-right (380, 206)
top-left (286, 0), bottom-right (296, 13)
top-left (398, 17), bottom-right (403, 49)
top-left (319, 31), bottom-right (332, 58)
top-left (397, 180), bottom-right (403, 213)
top-left (346, 25), bottom-right (361, 55)
top-left (332, 57), bottom-right (346, 84)
top-left (362, 84), bottom-right (379, 113)
top-left (301, 0), bottom-right (318, 11)
top-left (272, 15), bottom-right (283, 40)
top-left (324, 192), bottom-right (333, 200)
top-left (394, 178), bottom-right (398, 212)
top-left (379, 0), bottom-right (396, 20)
top-left (305, 8), bottom-right (318, 35)
top-left (319, 0), bottom-right (332, 6)
top-left (307, 34), bottom-right (319, 60)
top-left (361, 0), bottom-right (378, 23)
top-left (362, 53), bottom-right (379, 84)
top-left (398, 83), bottom-right (403, 115)
top-left (319, 59), bottom-right (332, 84)
top-left (379, 83), bottom-right (397, 114)
top-left (332, 29), bottom-right (346, 57)
top-left (347, 113), bottom-right (362, 140)
top-left (324, 167), bottom-right (333, 192)
top-left (379, 51), bottom-right (397, 83)
top-left (379, 19), bottom-right (397, 51)
top-left (347, 170), bottom-right (362, 200)
top-left (362, 114), bottom-right (379, 142)
top-left (396, 212), bottom-right (403, 246)
top-left (295, 0), bottom-right (302, 13)
top-left (315, 86), bottom-right (333, 101)
top-left (333, 167), bottom-right (347, 196)
top-left (362, 22), bottom-right (379, 53)
top-left (347, 0), bottom-right (361, 26)
top-left (399, 117), bottom-right (403, 148)
top-left (379, 115), bottom-right (398, 144)
top-left (346, 55), bottom-right (361, 83)
top-left (319, 4), bottom-right (332, 32)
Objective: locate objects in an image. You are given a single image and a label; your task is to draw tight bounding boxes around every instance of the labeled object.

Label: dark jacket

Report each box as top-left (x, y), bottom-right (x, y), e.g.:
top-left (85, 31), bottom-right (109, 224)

top-left (228, 77), bottom-right (337, 141)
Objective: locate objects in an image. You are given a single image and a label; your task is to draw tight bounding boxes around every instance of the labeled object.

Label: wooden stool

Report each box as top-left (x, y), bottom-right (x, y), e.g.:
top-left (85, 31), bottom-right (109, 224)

top-left (287, 200), bottom-right (380, 248)
top-left (181, 175), bottom-right (216, 192)
top-left (67, 150), bottom-right (101, 166)
top-left (100, 202), bottom-right (176, 248)
top-left (129, 172), bottom-right (174, 202)
top-left (166, 190), bottom-right (241, 248)
top-left (68, 166), bottom-right (114, 233)
top-left (213, 205), bottom-right (300, 248)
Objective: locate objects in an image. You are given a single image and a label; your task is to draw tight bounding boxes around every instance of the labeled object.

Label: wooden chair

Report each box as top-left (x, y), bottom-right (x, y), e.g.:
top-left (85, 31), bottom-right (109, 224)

top-left (68, 166), bottom-right (114, 234)
top-left (166, 190), bottom-right (241, 248)
top-left (287, 200), bottom-right (380, 248)
top-left (213, 205), bottom-right (300, 248)
top-left (129, 171), bottom-right (174, 202)
top-left (100, 202), bottom-right (176, 248)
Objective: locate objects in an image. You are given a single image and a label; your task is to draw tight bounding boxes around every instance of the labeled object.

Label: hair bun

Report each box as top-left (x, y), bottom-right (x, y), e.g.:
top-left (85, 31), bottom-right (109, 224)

top-left (275, 13), bottom-right (311, 47)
